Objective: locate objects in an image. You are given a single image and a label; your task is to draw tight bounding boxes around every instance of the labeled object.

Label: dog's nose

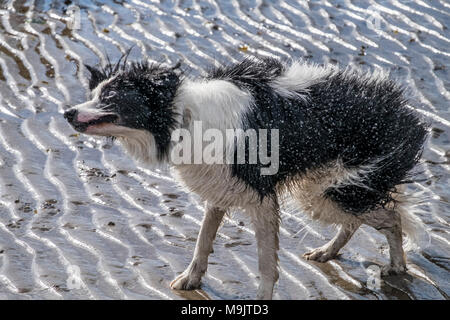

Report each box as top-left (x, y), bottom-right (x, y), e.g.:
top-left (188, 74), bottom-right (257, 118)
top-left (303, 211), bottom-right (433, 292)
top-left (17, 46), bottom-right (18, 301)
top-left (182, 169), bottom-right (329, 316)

top-left (64, 108), bottom-right (78, 123)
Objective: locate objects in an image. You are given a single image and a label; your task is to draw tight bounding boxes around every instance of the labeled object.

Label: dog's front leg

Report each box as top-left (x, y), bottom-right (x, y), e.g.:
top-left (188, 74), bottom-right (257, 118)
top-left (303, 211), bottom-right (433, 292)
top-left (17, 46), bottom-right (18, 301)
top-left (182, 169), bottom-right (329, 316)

top-left (170, 203), bottom-right (225, 290)
top-left (246, 202), bottom-right (280, 300)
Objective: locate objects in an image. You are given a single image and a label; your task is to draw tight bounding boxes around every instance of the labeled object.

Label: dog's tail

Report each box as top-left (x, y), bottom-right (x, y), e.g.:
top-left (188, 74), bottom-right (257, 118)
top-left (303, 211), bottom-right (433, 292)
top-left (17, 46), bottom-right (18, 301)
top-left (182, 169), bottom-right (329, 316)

top-left (396, 191), bottom-right (431, 251)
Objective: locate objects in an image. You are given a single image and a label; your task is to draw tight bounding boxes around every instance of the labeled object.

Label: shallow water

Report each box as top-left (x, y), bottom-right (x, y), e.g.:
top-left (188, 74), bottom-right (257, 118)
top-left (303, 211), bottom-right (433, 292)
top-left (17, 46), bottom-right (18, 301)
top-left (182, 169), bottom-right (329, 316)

top-left (0, 0), bottom-right (448, 300)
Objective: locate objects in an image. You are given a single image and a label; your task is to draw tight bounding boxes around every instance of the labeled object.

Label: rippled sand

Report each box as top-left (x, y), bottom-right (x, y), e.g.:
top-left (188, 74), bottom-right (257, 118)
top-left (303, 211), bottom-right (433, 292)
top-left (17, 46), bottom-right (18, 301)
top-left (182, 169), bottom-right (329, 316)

top-left (0, 0), bottom-right (448, 300)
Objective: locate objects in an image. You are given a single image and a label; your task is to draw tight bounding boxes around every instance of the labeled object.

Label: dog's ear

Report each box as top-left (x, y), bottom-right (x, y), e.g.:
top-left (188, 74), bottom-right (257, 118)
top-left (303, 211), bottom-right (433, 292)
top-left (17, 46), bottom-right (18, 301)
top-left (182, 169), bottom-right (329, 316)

top-left (85, 65), bottom-right (106, 90)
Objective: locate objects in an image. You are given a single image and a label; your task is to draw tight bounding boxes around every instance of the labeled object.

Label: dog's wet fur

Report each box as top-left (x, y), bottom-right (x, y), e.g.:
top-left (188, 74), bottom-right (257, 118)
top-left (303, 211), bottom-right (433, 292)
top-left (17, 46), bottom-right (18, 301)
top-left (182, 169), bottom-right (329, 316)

top-left (65, 56), bottom-right (428, 299)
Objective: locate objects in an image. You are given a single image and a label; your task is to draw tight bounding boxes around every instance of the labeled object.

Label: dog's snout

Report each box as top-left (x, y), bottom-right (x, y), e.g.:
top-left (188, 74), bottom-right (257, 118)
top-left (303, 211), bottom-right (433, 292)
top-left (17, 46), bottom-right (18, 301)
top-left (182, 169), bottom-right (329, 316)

top-left (64, 108), bottom-right (78, 123)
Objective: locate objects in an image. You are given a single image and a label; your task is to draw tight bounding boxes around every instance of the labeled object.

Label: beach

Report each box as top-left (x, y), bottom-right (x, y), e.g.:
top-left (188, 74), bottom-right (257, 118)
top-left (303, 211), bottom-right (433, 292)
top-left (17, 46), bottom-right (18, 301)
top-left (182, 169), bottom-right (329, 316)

top-left (0, 0), bottom-right (448, 299)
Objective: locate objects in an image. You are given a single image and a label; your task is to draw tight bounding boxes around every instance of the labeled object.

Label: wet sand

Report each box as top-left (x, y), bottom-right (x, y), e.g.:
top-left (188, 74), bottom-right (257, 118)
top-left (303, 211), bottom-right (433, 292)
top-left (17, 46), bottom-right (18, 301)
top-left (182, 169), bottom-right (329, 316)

top-left (0, 0), bottom-right (448, 299)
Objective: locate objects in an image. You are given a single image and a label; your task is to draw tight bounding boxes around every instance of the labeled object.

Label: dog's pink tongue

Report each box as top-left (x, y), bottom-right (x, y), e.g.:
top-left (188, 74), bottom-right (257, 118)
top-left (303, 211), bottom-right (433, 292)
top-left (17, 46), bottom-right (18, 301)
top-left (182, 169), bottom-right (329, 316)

top-left (77, 112), bottom-right (100, 123)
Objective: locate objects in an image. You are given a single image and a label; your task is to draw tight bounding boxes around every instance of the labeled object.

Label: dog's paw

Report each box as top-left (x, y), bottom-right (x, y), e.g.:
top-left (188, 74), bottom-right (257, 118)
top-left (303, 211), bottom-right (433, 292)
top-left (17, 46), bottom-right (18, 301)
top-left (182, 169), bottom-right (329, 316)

top-left (170, 273), bottom-right (201, 290)
top-left (381, 264), bottom-right (407, 276)
top-left (303, 247), bottom-right (336, 262)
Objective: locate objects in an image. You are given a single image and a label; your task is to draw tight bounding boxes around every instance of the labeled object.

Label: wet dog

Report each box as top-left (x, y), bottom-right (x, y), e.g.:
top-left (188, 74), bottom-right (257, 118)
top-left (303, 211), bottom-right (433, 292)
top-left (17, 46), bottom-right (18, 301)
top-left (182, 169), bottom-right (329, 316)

top-left (64, 56), bottom-right (428, 299)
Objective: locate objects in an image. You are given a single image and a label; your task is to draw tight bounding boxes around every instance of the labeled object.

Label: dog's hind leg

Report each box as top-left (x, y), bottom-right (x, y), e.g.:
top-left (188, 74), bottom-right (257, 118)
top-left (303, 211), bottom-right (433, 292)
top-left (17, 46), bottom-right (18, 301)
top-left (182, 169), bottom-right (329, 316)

top-left (303, 222), bottom-right (361, 262)
top-left (360, 208), bottom-right (406, 275)
top-left (170, 203), bottom-right (225, 290)
top-left (246, 200), bottom-right (280, 300)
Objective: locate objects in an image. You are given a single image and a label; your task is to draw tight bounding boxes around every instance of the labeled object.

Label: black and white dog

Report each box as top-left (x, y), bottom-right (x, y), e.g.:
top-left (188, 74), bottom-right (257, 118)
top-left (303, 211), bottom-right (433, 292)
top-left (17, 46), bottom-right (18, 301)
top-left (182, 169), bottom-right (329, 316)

top-left (64, 57), bottom-right (428, 299)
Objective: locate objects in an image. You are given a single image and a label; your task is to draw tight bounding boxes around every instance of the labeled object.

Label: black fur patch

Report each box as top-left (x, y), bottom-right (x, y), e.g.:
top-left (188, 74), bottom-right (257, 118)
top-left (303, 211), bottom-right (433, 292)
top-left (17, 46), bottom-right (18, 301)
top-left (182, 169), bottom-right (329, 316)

top-left (207, 57), bottom-right (285, 84)
top-left (85, 49), bottom-right (132, 90)
top-left (210, 58), bottom-right (428, 214)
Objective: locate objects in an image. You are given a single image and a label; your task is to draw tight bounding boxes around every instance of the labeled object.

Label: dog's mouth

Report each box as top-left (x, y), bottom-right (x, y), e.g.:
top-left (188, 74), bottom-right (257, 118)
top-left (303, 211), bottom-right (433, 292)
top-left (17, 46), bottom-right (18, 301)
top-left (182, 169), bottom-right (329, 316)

top-left (73, 114), bottom-right (119, 133)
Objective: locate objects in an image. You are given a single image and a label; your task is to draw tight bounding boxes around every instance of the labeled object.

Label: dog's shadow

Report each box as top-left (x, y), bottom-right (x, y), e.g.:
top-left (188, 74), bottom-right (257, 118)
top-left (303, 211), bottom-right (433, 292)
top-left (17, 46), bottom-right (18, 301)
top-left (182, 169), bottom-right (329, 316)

top-left (308, 257), bottom-right (445, 299)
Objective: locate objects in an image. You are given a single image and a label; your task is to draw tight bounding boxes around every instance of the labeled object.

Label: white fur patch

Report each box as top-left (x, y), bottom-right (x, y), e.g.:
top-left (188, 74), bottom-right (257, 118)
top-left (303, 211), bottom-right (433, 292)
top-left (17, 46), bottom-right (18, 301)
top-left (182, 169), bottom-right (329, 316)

top-left (72, 75), bottom-right (118, 121)
top-left (174, 79), bottom-right (252, 132)
top-left (171, 79), bottom-right (254, 165)
top-left (172, 164), bottom-right (261, 208)
top-left (281, 160), bottom-right (375, 227)
top-left (116, 128), bottom-right (160, 165)
top-left (270, 61), bottom-right (334, 100)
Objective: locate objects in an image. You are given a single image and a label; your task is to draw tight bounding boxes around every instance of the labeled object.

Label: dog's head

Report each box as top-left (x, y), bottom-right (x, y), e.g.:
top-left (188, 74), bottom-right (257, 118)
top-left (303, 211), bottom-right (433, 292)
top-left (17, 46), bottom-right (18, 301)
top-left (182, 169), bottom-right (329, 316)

top-left (64, 59), bottom-right (181, 162)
